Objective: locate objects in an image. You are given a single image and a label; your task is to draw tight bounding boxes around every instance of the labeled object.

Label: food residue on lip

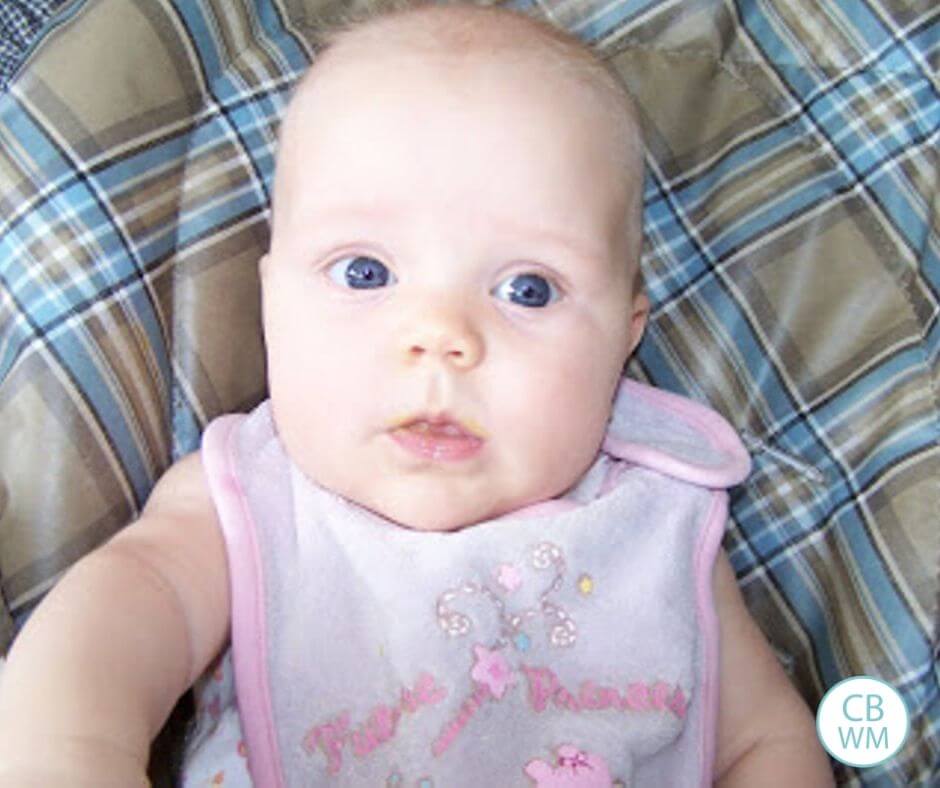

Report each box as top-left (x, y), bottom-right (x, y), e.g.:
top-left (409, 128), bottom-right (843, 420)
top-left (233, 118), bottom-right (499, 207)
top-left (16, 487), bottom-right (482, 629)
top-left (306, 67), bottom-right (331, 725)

top-left (405, 421), bottom-right (469, 438)
top-left (387, 414), bottom-right (486, 462)
top-left (389, 414), bottom-right (488, 439)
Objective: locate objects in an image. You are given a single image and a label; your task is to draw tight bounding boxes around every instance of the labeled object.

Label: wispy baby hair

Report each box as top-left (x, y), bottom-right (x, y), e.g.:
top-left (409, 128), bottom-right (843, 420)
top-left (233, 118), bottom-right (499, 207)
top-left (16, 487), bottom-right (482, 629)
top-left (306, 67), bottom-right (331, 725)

top-left (308, 0), bottom-right (643, 170)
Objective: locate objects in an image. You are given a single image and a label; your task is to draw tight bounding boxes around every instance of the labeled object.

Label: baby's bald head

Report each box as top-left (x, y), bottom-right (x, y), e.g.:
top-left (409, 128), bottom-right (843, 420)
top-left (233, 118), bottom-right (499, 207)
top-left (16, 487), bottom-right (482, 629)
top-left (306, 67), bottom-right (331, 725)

top-left (273, 2), bottom-right (645, 271)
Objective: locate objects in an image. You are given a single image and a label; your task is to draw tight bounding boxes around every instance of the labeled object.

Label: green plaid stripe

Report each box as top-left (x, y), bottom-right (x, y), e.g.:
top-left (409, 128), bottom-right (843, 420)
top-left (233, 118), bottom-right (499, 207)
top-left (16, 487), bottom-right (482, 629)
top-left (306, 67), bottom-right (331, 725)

top-left (0, 1), bottom-right (936, 783)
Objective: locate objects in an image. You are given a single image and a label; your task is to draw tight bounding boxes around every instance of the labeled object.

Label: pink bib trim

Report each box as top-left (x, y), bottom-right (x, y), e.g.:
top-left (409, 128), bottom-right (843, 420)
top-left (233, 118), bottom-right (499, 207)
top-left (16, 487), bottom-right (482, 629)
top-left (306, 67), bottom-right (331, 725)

top-left (603, 379), bottom-right (751, 487)
top-left (202, 416), bottom-right (285, 788)
top-left (694, 491), bottom-right (730, 786)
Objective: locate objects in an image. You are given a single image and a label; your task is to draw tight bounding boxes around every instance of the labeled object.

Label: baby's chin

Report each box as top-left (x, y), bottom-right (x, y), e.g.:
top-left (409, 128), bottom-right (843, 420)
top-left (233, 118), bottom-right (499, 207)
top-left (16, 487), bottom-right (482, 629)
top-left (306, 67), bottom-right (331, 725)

top-left (359, 492), bottom-right (496, 533)
top-left (350, 483), bottom-right (538, 533)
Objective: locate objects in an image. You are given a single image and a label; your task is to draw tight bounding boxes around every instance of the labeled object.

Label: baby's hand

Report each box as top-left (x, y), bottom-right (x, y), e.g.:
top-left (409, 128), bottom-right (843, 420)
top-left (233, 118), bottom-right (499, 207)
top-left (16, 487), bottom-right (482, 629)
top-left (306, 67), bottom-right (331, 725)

top-left (712, 552), bottom-right (834, 786)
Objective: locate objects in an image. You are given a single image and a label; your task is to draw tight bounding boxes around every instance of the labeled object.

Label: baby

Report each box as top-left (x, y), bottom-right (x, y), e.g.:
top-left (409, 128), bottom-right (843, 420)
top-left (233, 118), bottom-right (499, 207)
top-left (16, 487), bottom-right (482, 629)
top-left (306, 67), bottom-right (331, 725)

top-left (0, 3), bottom-right (833, 786)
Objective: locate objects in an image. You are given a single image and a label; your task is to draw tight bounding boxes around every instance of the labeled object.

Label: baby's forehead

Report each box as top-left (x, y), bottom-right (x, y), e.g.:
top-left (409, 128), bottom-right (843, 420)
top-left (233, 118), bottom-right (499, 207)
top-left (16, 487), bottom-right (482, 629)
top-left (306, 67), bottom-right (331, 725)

top-left (272, 5), bottom-right (644, 246)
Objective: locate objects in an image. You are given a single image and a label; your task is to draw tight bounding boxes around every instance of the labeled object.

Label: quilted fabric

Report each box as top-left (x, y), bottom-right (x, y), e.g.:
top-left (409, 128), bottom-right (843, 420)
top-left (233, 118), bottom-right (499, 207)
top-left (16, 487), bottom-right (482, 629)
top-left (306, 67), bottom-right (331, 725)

top-left (0, 1), bottom-right (936, 784)
top-left (0, 0), bottom-right (67, 91)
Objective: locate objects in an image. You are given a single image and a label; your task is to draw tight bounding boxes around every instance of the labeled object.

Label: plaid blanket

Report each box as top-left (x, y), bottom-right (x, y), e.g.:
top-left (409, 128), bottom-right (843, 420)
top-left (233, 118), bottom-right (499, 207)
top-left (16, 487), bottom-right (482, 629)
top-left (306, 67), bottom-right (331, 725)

top-left (0, 0), bottom-right (937, 784)
top-left (0, 0), bottom-right (67, 91)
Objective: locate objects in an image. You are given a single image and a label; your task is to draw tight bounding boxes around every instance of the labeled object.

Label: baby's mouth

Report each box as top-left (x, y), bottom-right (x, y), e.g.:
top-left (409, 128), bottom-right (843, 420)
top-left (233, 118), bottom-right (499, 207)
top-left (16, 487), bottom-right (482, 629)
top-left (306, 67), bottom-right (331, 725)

top-left (388, 414), bottom-right (486, 461)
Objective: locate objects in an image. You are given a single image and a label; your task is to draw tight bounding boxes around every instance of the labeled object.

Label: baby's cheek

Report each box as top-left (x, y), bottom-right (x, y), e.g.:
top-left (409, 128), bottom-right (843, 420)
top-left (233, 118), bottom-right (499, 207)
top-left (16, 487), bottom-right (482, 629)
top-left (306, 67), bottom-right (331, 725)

top-left (512, 405), bottom-right (598, 498)
top-left (534, 375), bottom-right (614, 476)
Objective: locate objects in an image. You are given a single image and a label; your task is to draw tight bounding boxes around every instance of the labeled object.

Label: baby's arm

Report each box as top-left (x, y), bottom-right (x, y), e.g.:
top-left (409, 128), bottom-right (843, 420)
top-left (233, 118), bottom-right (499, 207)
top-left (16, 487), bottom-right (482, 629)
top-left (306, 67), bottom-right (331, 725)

top-left (712, 551), bottom-right (834, 786)
top-left (0, 453), bottom-right (229, 786)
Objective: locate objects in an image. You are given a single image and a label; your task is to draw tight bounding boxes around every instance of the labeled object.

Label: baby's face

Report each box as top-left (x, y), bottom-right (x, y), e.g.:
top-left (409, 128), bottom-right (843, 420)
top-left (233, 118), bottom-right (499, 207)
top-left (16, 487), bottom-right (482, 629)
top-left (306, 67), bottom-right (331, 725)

top-left (262, 45), bottom-right (647, 531)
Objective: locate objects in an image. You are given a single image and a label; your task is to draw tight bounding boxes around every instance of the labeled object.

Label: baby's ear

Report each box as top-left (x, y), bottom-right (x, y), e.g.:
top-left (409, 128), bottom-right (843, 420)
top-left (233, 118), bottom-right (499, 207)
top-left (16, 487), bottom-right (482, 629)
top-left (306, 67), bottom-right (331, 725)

top-left (627, 289), bottom-right (650, 356)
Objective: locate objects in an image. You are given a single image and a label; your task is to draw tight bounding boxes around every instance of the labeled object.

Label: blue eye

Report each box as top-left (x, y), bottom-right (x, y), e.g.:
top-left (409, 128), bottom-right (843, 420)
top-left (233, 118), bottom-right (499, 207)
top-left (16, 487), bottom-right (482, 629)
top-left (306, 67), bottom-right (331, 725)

top-left (492, 273), bottom-right (559, 308)
top-left (327, 255), bottom-right (396, 289)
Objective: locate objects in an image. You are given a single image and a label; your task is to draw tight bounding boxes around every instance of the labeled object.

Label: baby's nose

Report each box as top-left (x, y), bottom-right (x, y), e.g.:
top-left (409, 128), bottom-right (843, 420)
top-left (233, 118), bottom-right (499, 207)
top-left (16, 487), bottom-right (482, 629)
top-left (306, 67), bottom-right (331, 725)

top-left (399, 308), bottom-right (484, 369)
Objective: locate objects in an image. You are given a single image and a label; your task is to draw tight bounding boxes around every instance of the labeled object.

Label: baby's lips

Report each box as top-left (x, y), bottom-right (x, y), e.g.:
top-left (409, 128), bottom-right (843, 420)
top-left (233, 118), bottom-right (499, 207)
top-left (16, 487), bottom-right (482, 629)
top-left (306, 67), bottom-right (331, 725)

top-left (387, 416), bottom-right (486, 462)
top-left (387, 411), bottom-right (488, 440)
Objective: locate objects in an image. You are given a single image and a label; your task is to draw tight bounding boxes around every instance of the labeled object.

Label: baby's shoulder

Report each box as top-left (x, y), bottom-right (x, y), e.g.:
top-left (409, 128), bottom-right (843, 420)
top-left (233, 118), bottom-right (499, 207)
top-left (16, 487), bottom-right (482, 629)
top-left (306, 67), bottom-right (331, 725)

top-left (143, 451), bottom-right (216, 524)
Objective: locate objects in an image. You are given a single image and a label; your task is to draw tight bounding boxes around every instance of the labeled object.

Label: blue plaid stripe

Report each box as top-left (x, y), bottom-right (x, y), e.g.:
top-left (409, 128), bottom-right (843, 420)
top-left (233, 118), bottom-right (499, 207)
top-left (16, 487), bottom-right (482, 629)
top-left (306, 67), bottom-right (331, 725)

top-left (736, 3), bottom-right (939, 260)
top-left (154, 0), bottom-right (307, 446)
top-left (1, 0), bottom-right (306, 444)
top-left (0, 109), bottom-right (168, 378)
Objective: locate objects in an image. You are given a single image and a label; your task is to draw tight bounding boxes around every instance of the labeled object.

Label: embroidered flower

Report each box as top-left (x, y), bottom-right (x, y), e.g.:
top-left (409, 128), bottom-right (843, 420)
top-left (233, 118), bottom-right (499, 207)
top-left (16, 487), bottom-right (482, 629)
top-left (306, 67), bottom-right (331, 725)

top-left (524, 745), bottom-right (613, 787)
top-left (577, 574), bottom-right (594, 595)
top-left (496, 563), bottom-right (523, 592)
top-left (513, 632), bottom-right (531, 653)
top-left (549, 616), bottom-right (577, 648)
top-left (470, 644), bottom-right (516, 699)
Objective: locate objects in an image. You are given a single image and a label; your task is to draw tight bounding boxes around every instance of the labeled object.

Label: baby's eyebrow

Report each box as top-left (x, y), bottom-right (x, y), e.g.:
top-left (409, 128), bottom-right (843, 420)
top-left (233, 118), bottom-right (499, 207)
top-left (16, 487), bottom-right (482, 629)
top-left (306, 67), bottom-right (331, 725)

top-left (303, 202), bottom-right (400, 225)
top-left (486, 214), bottom-right (610, 267)
top-left (301, 203), bottom-right (607, 265)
